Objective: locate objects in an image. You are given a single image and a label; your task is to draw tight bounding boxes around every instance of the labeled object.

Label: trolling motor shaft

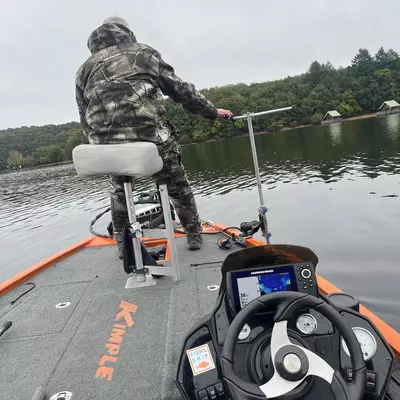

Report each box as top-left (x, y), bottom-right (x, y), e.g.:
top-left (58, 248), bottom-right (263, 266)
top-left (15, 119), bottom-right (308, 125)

top-left (232, 107), bottom-right (292, 244)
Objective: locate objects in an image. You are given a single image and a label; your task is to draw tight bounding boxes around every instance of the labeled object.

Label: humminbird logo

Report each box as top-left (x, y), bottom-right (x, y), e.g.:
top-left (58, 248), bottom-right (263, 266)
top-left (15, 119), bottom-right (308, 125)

top-left (251, 269), bottom-right (274, 275)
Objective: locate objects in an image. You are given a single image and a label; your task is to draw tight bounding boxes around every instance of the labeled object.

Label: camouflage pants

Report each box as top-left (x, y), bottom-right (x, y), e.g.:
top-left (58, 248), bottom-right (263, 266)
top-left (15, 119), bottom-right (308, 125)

top-left (109, 138), bottom-right (201, 237)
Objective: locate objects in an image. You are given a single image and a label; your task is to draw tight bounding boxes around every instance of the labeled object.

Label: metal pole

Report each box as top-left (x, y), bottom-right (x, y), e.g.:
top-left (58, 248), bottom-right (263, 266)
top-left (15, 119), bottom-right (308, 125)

top-left (246, 115), bottom-right (270, 244)
top-left (158, 185), bottom-right (180, 281)
top-left (232, 106), bottom-right (292, 245)
top-left (232, 107), bottom-right (292, 121)
top-left (124, 181), bottom-right (146, 282)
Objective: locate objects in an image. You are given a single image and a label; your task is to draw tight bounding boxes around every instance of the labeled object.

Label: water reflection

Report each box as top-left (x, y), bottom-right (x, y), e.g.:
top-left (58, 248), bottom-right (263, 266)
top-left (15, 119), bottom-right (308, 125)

top-left (328, 123), bottom-right (343, 145)
top-left (384, 114), bottom-right (400, 140)
top-left (1, 118), bottom-right (400, 243)
top-left (183, 118), bottom-right (400, 191)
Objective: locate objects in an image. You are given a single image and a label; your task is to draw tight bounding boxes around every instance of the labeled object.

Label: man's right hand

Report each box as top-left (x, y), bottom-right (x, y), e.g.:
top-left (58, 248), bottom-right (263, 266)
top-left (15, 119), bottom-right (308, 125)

top-left (217, 109), bottom-right (233, 119)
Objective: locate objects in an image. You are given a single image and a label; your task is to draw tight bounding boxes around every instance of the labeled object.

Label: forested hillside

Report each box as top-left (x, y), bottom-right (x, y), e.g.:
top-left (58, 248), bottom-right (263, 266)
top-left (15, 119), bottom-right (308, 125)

top-left (2, 47), bottom-right (400, 169)
top-left (0, 123), bottom-right (87, 170)
top-left (165, 47), bottom-right (400, 142)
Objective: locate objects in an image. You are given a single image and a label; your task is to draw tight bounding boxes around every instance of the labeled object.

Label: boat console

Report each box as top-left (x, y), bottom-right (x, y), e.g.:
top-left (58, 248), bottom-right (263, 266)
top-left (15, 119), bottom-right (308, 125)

top-left (176, 247), bottom-right (395, 400)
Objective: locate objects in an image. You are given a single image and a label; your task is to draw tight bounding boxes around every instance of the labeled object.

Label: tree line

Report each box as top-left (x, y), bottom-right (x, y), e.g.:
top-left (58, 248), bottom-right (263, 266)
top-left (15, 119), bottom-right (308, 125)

top-left (2, 124), bottom-right (87, 169)
top-left (2, 46), bottom-right (400, 170)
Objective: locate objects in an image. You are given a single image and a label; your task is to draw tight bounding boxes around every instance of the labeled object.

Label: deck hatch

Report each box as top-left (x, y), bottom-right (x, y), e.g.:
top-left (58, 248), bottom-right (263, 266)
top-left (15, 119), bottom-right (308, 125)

top-left (0, 282), bottom-right (89, 338)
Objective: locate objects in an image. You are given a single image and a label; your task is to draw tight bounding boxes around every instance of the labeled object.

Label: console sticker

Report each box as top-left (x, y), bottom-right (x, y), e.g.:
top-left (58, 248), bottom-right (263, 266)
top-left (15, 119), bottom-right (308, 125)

top-left (186, 344), bottom-right (216, 376)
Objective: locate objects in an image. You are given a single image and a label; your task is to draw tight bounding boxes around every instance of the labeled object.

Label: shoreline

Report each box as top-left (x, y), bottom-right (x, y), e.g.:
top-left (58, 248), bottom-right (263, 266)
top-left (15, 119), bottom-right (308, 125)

top-left (0, 112), bottom-right (382, 171)
top-left (343, 112), bottom-right (376, 121)
top-left (277, 112), bottom-right (377, 134)
top-left (1, 160), bottom-right (73, 173)
top-left (28, 160), bottom-right (73, 169)
top-left (203, 112), bottom-right (379, 143)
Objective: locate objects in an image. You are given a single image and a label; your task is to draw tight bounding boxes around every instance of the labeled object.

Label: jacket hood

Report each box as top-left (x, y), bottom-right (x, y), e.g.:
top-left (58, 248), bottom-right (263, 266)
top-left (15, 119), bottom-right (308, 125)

top-left (87, 23), bottom-right (137, 53)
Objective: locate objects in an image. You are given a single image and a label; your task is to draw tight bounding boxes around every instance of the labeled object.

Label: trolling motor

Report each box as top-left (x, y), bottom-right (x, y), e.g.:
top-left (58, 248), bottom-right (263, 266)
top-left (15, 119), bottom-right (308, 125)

top-left (216, 220), bottom-right (263, 250)
top-left (213, 219), bottom-right (263, 250)
top-left (232, 107), bottom-right (292, 244)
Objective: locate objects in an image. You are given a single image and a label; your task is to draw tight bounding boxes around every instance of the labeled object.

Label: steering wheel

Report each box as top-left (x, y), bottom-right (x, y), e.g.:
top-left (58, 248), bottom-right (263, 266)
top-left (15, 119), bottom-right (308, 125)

top-left (221, 292), bottom-right (366, 400)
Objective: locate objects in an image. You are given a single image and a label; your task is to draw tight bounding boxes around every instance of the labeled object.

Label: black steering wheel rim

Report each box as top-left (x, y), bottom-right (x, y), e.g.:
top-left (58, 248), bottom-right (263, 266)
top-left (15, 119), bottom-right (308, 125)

top-left (221, 292), bottom-right (366, 400)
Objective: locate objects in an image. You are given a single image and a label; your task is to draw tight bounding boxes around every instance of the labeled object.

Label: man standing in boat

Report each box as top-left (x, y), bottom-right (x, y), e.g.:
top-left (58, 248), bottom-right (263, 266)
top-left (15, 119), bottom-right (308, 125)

top-left (75, 17), bottom-right (232, 255)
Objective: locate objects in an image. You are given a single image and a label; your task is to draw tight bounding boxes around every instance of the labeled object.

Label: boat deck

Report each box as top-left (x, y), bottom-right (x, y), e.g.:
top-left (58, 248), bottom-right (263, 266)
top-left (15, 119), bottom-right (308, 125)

top-left (0, 234), bottom-right (236, 400)
top-left (1, 234), bottom-right (399, 400)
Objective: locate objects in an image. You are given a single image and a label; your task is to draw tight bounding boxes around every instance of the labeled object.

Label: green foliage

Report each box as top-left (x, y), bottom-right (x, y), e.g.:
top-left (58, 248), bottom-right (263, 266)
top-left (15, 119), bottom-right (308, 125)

top-left (192, 130), bottom-right (208, 142)
top-left (66, 129), bottom-right (88, 159)
top-left (7, 150), bottom-right (24, 169)
top-left (352, 48), bottom-right (374, 73)
top-left (2, 46), bottom-right (400, 169)
top-left (165, 46), bottom-right (400, 141)
top-left (310, 113), bottom-right (323, 125)
top-left (24, 155), bottom-right (35, 167)
top-left (0, 122), bottom-right (82, 169)
top-left (178, 134), bottom-right (191, 144)
top-left (34, 145), bottom-right (65, 164)
top-left (337, 90), bottom-right (361, 117)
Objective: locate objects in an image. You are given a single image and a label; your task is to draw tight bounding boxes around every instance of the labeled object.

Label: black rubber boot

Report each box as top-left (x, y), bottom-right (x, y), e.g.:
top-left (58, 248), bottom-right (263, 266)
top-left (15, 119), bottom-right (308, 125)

top-left (187, 234), bottom-right (203, 251)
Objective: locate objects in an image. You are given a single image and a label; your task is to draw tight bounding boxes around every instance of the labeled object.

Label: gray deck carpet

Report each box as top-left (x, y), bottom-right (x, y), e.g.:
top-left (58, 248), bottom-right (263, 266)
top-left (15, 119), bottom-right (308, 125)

top-left (0, 234), bottom-right (236, 400)
top-left (1, 235), bottom-right (399, 399)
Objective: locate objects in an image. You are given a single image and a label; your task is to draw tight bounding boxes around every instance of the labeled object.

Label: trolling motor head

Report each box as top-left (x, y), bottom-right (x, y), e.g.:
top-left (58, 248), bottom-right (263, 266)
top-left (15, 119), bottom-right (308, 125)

top-left (240, 220), bottom-right (262, 237)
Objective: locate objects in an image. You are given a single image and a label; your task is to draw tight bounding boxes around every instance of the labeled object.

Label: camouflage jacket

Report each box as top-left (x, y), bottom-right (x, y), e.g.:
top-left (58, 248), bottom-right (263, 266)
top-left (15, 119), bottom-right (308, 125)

top-left (75, 23), bottom-right (218, 144)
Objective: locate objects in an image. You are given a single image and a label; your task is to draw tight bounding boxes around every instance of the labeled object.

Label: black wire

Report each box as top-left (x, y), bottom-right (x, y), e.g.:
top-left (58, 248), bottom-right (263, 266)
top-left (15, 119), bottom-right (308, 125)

top-left (173, 227), bottom-right (238, 235)
top-left (10, 283), bottom-right (35, 305)
top-left (90, 206), bottom-right (245, 238)
top-left (222, 227), bottom-right (242, 232)
top-left (190, 261), bottom-right (224, 267)
top-left (217, 236), bottom-right (233, 249)
top-left (89, 207), bottom-right (112, 238)
top-left (88, 188), bottom-right (245, 239)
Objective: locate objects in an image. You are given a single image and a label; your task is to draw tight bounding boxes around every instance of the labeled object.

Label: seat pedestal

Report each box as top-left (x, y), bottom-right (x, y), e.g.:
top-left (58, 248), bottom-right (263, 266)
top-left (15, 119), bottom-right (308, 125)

top-left (123, 179), bottom-right (180, 285)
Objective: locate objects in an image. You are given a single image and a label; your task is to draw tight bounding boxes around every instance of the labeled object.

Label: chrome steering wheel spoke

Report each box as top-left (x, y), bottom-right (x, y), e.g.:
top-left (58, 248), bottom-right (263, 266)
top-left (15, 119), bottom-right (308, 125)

top-left (259, 321), bottom-right (335, 399)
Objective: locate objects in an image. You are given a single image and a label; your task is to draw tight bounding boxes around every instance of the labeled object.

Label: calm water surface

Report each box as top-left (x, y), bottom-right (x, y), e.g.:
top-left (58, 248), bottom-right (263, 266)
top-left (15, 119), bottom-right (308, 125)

top-left (1, 116), bottom-right (400, 331)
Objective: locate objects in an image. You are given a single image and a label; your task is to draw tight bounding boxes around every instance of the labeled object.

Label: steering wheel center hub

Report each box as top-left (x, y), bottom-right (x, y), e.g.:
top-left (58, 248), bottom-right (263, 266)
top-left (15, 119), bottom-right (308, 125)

top-left (275, 344), bottom-right (310, 382)
top-left (283, 354), bottom-right (302, 374)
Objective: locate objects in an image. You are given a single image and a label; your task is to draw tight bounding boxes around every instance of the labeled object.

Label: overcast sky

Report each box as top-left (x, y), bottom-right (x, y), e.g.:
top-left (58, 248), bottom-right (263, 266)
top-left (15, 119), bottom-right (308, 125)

top-left (1, 0), bottom-right (400, 129)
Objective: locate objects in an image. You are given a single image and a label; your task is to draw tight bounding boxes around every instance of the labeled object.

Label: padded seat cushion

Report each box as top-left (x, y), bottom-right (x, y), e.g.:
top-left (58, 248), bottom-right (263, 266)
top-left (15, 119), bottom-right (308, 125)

top-left (72, 143), bottom-right (163, 177)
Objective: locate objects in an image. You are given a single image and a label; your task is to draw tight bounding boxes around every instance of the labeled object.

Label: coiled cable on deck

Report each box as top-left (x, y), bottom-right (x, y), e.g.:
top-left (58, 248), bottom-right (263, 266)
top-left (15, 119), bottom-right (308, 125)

top-left (89, 207), bottom-right (112, 238)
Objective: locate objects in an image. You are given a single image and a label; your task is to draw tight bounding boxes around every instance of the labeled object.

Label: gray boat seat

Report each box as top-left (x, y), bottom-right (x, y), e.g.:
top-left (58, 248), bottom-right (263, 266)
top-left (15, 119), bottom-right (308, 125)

top-left (72, 142), bottom-right (163, 177)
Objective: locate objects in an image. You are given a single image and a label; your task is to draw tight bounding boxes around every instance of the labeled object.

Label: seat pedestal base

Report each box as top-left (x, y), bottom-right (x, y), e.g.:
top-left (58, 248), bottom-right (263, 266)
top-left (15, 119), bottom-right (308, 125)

top-left (125, 274), bottom-right (158, 289)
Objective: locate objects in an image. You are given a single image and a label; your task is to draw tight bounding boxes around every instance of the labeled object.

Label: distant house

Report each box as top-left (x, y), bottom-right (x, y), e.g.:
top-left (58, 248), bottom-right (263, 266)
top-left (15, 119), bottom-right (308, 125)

top-left (321, 110), bottom-right (343, 125)
top-left (377, 100), bottom-right (400, 116)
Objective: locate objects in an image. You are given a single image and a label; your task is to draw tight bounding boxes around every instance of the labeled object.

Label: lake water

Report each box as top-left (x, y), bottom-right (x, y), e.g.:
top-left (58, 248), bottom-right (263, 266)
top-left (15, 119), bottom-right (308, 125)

top-left (1, 116), bottom-right (400, 331)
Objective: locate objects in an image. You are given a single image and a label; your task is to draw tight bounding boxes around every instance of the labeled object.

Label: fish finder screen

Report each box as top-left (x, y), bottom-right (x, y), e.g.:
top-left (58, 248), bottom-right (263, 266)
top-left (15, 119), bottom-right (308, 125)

top-left (231, 267), bottom-right (297, 310)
